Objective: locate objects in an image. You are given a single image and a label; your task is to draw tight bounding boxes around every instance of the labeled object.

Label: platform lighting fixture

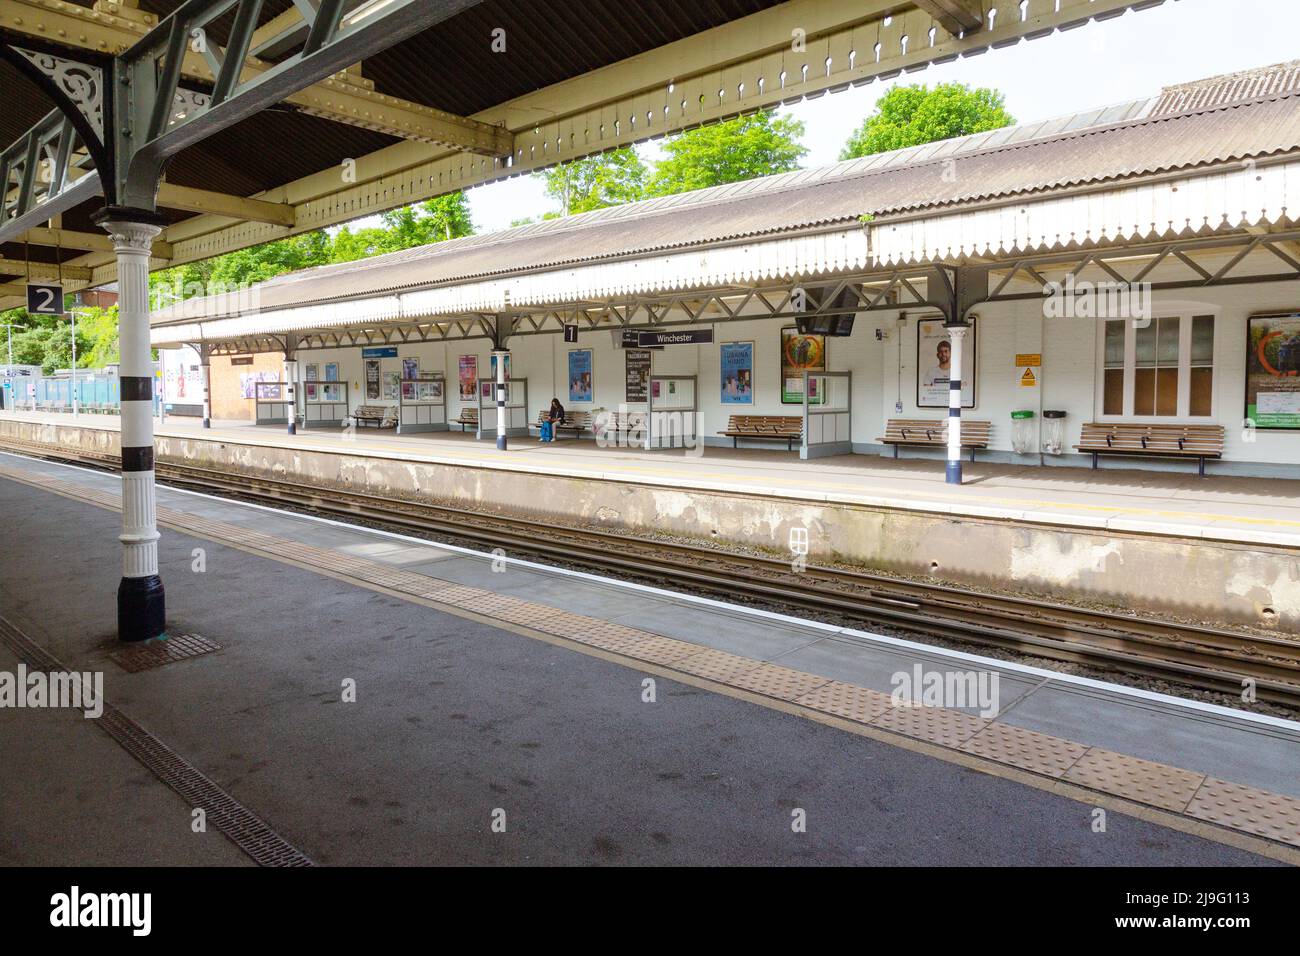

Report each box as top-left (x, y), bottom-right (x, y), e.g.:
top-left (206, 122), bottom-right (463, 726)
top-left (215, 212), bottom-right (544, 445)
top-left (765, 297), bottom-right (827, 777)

top-left (344, 0), bottom-right (398, 27)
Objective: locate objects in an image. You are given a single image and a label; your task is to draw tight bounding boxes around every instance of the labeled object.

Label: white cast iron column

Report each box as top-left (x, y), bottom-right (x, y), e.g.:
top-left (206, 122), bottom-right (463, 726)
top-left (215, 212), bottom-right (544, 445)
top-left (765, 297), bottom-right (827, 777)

top-left (200, 342), bottom-right (212, 428)
top-left (493, 350), bottom-right (508, 450)
top-left (945, 324), bottom-right (968, 486)
top-left (104, 219), bottom-right (166, 641)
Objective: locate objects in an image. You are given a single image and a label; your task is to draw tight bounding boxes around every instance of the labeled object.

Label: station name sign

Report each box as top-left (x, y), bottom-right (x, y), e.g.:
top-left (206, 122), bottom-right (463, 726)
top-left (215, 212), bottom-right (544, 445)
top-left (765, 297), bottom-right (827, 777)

top-left (637, 329), bottom-right (714, 347)
top-left (362, 346), bottom-right (399, 358)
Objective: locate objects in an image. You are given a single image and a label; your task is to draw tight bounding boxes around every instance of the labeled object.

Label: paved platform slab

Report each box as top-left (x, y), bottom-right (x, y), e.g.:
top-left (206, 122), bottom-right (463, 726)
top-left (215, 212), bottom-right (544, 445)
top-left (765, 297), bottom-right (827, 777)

top-left (1, 451), bottom-right (1297, 865)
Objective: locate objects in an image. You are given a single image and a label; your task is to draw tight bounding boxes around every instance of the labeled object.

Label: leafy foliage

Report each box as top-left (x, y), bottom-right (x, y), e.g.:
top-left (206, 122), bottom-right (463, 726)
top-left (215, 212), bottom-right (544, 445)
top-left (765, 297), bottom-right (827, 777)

top-left (840, 83), bottom-right (1014, 159)
top-left (648, 112), bottom-right (807, 196)
top-left (536, 148), bottom-right (648, 215)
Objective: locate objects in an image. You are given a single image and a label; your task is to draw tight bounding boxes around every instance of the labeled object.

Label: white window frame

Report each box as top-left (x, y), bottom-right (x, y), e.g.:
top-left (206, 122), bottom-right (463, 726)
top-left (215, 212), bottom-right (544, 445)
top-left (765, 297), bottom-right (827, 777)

top-left (1095, 311), bottom-right (1218, 422)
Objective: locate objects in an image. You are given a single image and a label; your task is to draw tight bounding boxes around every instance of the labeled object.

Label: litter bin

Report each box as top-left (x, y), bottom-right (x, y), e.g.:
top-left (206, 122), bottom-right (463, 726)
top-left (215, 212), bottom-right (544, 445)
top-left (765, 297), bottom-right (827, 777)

top-left (1042, 409), bottom-right (1066, 455)
top-left (1011, 409), bottom-right (1035, 454)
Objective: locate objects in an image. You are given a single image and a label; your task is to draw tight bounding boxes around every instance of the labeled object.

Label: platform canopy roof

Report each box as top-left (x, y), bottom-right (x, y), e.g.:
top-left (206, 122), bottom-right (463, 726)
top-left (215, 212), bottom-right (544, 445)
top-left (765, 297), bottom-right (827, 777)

top-left (4, 0), bottom-right (1182, 311)
top-left (150, 59), bottom-right (1300, 350)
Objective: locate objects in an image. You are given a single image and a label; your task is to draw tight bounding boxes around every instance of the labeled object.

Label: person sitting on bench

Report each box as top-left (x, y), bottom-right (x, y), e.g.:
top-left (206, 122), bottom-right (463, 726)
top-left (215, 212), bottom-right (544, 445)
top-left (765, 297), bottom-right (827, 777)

top-left (540, 398), bottom-right (565, 442)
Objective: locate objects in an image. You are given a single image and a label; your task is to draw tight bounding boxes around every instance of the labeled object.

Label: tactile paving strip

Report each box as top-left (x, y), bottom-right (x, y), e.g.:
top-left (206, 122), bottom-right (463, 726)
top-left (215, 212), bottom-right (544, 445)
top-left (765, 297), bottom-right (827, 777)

top-left (110, 632), bottom-right (222, 673)
top-left (1063, 749), bottom-right (1206, 812)
top-left (959, 722), bottom-right (1089, 778)
top-left (5, 461), bottom-right (1300, 852)
top-left (728, 662), bottom-right (831, 701)
top-left (675, 648), bottom-right (766, 684)
top-left (793, 680), bottom-right (895, 723)
top-left (870, 702), bottom-right (990, 749)
top-left (1186, 778), bottom-right (1300, 845)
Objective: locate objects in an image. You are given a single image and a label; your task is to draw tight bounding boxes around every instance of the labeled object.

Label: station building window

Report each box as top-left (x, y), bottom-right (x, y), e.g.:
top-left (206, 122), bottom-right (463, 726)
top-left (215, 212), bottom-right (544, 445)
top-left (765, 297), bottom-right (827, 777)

top-left (1100, 314), bottom-right (1215, 419)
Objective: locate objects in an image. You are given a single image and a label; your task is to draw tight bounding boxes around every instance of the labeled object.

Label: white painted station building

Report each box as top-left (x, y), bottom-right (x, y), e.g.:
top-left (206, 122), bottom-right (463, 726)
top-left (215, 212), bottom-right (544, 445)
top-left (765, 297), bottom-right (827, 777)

top-left (151, 60), bottom-right (1300, 478)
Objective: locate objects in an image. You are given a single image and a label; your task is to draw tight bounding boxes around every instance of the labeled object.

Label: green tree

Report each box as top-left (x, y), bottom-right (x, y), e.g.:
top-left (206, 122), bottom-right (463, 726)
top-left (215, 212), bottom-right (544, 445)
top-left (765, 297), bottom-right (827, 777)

top-left (840, 83), bottom-right (1014, 159)
top-left (537, 148), bottom-right (647, 216)
top-left (150, 231), bottom-right (333, 305)
top-left (76, 306), bottom-right (121, 368)
top-left (647, 111), bottom-right (807, 197)
top-left (330, 192), bottom-right (474, 263)
top-left (9, 325), bottom-right (51, 367)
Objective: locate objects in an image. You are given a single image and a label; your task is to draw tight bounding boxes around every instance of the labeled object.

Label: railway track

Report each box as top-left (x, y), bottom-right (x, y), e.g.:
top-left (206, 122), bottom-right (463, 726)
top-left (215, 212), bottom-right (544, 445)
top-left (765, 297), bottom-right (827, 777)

top-left (5, 436), bottom-right (1300, 706)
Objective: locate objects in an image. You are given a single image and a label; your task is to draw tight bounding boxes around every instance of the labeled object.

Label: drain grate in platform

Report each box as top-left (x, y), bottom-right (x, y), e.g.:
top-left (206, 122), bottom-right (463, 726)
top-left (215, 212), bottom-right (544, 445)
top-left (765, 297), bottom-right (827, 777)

top-left (0, 614), bottom-right (311, 867)
top-left (110, 632), bottom-right (222, 672)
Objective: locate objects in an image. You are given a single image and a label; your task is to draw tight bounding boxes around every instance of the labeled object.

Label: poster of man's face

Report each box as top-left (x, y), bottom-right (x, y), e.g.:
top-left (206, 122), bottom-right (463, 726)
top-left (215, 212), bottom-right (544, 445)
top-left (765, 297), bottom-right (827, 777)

top-left (917, 317), bottom-right (976, 408)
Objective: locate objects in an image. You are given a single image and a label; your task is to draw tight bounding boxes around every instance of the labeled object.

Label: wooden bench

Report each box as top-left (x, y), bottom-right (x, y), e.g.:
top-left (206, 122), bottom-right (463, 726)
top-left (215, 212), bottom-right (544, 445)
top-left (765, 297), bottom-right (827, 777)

top-left (1076, 422), bottom-right (1225, 477)
top-left (532, 409), bottom-right (590, 439)
top-left (878, 418), bottom-right (992, 462)
top-left (719, 415), bottom-right (803, 451)
top-left (351, 405), bottom-right (396, 429)
top-left (595, 410), bottom-right (647, 442)
top-left (453, 407), bottom-right (478, 431)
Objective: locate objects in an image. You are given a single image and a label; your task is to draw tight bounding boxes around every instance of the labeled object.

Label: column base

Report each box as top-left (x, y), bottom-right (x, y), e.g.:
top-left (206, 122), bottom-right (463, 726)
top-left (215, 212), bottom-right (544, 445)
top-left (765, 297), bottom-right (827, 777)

top-left (118, 574), bottom-right (166, 643)
top-left (496, 435), bottom-right (508, 450)
top-left (287, 422), bottom-right (296, 435)
top-left (945, 460), bottom-right (963, 485)
top-left (203, 418), bottom-right (211, 429)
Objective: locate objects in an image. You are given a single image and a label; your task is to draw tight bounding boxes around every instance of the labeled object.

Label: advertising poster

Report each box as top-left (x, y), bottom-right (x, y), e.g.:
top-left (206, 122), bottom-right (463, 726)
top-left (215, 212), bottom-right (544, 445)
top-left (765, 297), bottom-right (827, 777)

top-left (402, 382), bottom-right (417, 401)
top-left (306, 384), bottom-right (318, 401)
top-left (917, 317), bottom-right (976, 409)
top-left (720, 342), bottom-right (754, 404)
top-left (568, 349), bottom-right (593, 402)
top-left (324, 363), bottom-right (339, 382)
top-left (458, 356), bottom-right (477, 401)
top-left (780, 328), bottom-right (825, 404)
top-left (489, 353), bottom-right (511, 382)
top-left (240, 370), bottom-right (279, 399)
top-left (1247, 313), bottom-right (1300, 429)
top-left (162, 359), bottom-right (204, 404)
top-left (365, 359), bottom-right (381, 399)
top-left (402, 357), bottom-right (419, 381)
top-left (625, 349), bottom-right (651, 403)
top-left (305, 364), bottom-right (319, 382)
top-left (383, 372), bottom-right (400, 401)
top-left (322, 384), bottom-right (343, 403)
top-left (255, 380), bottom-right (282, 400)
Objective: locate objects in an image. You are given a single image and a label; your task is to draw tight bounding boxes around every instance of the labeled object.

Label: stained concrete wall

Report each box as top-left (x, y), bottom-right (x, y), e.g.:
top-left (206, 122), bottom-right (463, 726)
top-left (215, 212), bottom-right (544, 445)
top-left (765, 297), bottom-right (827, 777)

top-left (3, 417), bottom-right (1295, 632)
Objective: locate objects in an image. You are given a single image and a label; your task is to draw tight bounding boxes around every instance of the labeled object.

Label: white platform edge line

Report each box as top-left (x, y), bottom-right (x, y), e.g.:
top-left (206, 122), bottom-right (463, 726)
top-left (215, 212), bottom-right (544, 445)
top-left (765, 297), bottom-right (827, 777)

top-left (7, 449), bottom-right (1299, 735)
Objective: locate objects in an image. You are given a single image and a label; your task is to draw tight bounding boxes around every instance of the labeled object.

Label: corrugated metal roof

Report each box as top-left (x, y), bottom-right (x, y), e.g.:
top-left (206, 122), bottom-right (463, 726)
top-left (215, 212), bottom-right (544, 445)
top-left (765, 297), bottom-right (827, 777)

top-left (157, 65), bottom-right (1300, 323)
top-left (1153, 59), bottom-right (1300, 116)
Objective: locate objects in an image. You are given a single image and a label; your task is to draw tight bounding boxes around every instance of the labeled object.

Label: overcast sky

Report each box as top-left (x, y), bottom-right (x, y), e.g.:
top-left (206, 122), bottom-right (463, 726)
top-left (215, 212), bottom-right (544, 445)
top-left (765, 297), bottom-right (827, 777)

top-left (363, 0), bottom-right (1300, 234)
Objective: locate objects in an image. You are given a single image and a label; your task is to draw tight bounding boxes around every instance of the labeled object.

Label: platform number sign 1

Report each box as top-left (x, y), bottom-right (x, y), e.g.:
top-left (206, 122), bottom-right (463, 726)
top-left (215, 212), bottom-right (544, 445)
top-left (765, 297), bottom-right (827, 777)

top-left (26, 283), bottom-right (64, 316)
top-left (563, 324), bottom-right (578, 343)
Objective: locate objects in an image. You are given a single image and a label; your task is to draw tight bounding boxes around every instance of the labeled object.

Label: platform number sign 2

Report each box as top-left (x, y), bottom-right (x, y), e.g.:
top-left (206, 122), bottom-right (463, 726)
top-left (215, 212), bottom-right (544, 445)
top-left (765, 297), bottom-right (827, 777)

top-left (26, 283), bottom-right (64, 316)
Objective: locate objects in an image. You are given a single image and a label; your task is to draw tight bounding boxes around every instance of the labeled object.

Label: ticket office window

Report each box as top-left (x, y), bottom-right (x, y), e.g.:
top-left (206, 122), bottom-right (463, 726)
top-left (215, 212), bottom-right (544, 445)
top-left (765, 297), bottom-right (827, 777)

top-left (1100, 314), bottom-right (1215, 419)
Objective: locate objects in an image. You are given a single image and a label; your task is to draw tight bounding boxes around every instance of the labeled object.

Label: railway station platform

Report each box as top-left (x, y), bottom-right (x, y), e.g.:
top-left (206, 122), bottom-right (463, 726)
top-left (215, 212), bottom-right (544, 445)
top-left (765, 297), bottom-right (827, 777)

top-left (2, 410), bottom-right (1298, 630)
top-left (1, 449), bottom-right (1298, 865)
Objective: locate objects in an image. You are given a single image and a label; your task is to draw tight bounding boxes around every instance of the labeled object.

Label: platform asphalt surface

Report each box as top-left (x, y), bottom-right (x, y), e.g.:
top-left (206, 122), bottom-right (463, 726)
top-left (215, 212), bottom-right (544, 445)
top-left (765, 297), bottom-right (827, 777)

top-left (0, 475), bottom-right (1278, 865)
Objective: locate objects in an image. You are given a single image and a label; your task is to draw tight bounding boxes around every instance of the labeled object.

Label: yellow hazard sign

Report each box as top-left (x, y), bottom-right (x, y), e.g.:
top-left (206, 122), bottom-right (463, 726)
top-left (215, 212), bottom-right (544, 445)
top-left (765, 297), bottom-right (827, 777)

top-left (1020, 367), bottom-right (1037, 387)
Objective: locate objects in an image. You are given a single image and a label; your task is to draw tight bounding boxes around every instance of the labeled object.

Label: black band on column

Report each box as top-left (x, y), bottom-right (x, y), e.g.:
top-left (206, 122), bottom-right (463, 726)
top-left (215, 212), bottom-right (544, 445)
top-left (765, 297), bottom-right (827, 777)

top-left (122, 446), bottom-right (154, 472)
top-left (120, 376), bottom-right (153, 401)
